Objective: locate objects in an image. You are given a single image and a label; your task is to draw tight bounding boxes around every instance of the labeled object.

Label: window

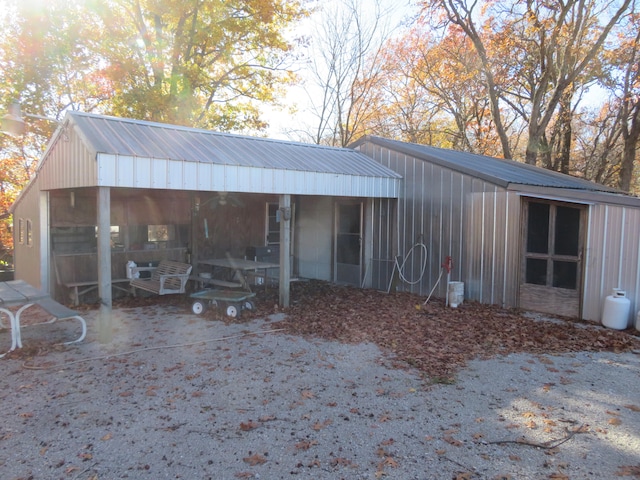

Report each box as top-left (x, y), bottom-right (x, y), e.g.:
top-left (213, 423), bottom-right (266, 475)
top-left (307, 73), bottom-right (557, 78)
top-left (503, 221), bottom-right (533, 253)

top-left (26, 220), bottom-right (32, 246)
top-left (148, 225), bottom-right (174, 242)
top-left (18, 218), bottom-right (24, 244)
top-left (266, 203), bottom-right (280, 245)
top-left (110, 226), bottom-right (125, 249)
top-left (524, 200), bottom-right (583, 290)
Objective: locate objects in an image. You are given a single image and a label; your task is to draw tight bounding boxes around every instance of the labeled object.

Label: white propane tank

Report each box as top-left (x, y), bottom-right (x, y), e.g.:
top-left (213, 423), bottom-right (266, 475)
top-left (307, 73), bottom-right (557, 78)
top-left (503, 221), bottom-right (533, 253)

top-left (602, 289), bottom-right (631, 330)
top-left (636, 309), bottom-right (640, 332)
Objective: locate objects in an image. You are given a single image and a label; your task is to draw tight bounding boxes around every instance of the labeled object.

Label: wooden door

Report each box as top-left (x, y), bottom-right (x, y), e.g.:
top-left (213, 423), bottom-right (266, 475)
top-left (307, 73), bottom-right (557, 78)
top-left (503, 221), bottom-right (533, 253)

top-left (519, 200), bottom-right (586, 317)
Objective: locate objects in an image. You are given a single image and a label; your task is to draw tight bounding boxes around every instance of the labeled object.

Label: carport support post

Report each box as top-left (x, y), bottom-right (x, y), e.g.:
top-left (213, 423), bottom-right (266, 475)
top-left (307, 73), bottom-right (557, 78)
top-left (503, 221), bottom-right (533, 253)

top-left (279, 194), bottom-right (291, 308)
top-left (97, 186), bottom-right (113, 343)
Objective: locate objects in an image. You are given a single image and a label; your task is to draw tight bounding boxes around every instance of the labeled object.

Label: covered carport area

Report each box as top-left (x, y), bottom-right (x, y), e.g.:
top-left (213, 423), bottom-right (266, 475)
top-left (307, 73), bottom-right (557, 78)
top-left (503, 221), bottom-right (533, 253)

top-left (10, 112), bottom-right (401, 341)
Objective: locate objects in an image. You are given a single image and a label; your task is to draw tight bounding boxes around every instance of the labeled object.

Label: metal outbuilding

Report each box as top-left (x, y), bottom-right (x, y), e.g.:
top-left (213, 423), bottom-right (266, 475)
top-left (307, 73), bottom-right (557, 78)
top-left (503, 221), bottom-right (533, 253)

top-left (10, 113), bottom-right (400, 328)
top-left (12, 112), bottom-right (640, 329)
top-left (352, 135), bottom-right (640, 326)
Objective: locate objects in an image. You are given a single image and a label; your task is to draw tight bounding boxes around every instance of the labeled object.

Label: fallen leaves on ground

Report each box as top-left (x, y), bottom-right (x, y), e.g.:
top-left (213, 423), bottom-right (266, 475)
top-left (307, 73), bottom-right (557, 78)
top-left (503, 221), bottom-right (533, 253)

top-left (242, 453), bottom-right (267, 466)
top-left (616, 465), bottom-right (640, 477)
top-left (257, 281), bottom-right (640, 382)
top-left (18, 280), bottom-right (638, 383)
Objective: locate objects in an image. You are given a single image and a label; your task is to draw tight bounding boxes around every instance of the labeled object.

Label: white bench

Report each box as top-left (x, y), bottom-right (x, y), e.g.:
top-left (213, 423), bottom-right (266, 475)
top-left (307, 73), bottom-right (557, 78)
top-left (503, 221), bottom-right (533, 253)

top-left (32, 297), bottom-right (87, 345)
top-left (130, 260), bottom-right (192, 296)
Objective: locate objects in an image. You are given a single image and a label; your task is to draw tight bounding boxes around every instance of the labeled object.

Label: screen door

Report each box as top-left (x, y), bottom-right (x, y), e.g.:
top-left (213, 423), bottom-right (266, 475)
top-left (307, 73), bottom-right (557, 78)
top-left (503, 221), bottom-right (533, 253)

top-left (519, 200), bottom-right (585, 317)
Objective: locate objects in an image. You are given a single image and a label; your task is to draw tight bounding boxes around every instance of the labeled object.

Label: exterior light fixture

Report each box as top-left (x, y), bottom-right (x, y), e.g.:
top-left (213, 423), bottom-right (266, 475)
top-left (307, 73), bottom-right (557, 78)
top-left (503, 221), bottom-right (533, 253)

top-left (1, 102), bottom-right (68, 140)
top-left (1, 103), bottom-right (26, 136)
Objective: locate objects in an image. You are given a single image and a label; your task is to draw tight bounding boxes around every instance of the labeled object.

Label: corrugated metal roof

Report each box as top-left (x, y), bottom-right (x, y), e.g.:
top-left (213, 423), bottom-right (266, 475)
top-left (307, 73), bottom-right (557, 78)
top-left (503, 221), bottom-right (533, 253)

top-left (353, 135), bottom-right (624, 194)
top-left (68, 112), bottom-right (401, 179)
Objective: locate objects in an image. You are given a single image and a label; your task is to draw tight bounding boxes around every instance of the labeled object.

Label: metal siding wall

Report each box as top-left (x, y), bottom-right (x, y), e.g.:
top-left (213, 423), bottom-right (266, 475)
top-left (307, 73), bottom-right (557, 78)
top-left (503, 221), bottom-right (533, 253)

top-left (361, 141), bottom-right (517, 307)
top-left (505, 192), bottom-right (522, 307)
top-left (463, 183), bottom-right (515, 306)
top-left (39, 128), bottom-right (97, 190)
top-left (106, 154), bottom-right (399, 197)
top-left (364, 144), bottom-right (397, 290)
top-left (465, 179), bottom-right (483, 302)
top-left (451, 172), bottom-right (465, 298)
top-left (478, 189), bottom-right (518, 307)
top-left (13, 177), bottom-right (44, 289)
top-left (426, 164), bottom-right (441, 295)
top-left (360, 140), bottom-right (640, 316)
top-left (583, 204), bottom-right (640, 325)
top-left (620, 208), bottom-right (640, 324)
top-left (489, 190), bottom-right (500, 304)
top-left (370, 197), bottom-right (395, 290)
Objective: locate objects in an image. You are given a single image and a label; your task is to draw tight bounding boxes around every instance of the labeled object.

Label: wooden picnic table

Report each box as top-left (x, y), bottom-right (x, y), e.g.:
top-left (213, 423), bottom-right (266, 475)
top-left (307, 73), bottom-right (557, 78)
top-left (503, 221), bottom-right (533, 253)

top-left (197, 257), bottom-right (280, 292)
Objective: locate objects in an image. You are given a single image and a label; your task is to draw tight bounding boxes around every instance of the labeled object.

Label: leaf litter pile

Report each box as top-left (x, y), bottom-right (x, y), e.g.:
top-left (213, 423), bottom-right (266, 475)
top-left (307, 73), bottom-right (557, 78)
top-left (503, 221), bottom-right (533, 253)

top-left (12, 279), bottom-right (640, 382)
top-left (251, 280), bottom-right (640, 381)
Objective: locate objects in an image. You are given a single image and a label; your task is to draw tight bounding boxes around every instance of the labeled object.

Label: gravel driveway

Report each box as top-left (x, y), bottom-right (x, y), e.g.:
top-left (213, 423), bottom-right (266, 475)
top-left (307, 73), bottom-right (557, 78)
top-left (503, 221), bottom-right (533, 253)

top-left (2, 303), bottom-right (640, 479)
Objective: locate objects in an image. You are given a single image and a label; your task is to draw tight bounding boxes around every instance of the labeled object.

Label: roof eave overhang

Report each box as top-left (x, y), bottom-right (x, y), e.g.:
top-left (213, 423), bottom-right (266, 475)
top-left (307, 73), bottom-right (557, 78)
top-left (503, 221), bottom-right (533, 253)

top-left (509, 184), bottom-right (640, 207)
top-left (96, 153), bottom-right (401, 198)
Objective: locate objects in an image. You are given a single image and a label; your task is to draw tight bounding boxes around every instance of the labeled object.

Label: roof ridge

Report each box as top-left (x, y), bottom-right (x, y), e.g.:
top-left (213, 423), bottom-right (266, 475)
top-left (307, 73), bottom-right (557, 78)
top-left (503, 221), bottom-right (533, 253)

top-left (67, 111), bottom-right (353, 153)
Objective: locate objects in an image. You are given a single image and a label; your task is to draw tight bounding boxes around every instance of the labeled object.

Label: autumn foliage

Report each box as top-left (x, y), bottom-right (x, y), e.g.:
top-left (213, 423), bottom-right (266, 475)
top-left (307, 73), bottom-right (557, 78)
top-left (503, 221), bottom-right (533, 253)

top-left (0, 154), bottom-right (29, 268)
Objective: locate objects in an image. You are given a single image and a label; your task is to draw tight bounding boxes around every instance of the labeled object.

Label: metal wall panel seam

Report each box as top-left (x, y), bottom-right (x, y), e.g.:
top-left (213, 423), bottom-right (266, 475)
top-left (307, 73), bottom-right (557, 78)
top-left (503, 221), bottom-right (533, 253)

top-left (416, 156), bottom-right (423, 291)
top-left (437, 167), bottom-right (444, 293)
top-left (618, 208), bottom-right (626, 289)
top-left (491, 187), bottom-right (497, 305)
top-left (608, 208), bottom-right (624, 292)
top-left (581, 205), bottom-right (593, 318)
top-left (457, 174), bottom-right (463, 286)
top-left (635, 213), bottom-right (640, 323)
top-left (599, 205), bottom-right (609, 301)
top-left (420, 159), bottom-right (427, 290)
top-left (622, 208), bottom-right (639, 319)
top-left (447, 171), bottom-right (453, 288)
top-left (479, 188), bottom-right (486, 302)
top-left (396, 151), bottom-right (405, 258)
top-left (410, 152), bottom-right (418, 291)
top-left (502, 193), bottom-right (510, 307)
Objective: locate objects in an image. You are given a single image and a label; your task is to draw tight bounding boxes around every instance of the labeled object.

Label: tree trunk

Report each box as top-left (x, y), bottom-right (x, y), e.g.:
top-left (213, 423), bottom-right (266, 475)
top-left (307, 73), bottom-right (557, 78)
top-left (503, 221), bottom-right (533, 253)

top-left (525, 127), bottom-right (544, 166)
top-left (554, 93), bottom-right (573, 174)
top-left (619, 101), bottom-right (640, 192)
